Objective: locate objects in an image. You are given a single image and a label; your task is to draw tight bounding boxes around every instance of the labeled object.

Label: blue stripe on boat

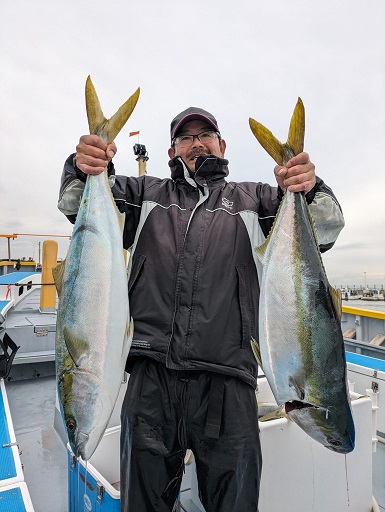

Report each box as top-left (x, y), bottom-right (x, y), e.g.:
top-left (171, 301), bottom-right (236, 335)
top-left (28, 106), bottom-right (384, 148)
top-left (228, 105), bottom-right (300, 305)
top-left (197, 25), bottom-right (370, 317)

top-left (346, 351), bottom-right (385, 373)
top-left (0, 385), bottom-right (17, 481)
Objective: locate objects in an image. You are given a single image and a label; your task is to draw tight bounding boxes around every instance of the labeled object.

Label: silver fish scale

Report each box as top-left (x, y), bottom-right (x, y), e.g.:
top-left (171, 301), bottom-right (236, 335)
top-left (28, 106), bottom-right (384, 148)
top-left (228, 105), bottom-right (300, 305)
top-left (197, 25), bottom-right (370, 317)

top-left (55, 170), bottom-right (132, 460)
top-left (257, 189), bottom-right (354, 452)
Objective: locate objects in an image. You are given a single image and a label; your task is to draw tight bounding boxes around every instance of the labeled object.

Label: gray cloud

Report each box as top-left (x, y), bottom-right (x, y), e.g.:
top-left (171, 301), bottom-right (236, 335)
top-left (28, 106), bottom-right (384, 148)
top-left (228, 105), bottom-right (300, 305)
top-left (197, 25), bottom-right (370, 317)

top-left (1, 0), bottom-right (384, 288)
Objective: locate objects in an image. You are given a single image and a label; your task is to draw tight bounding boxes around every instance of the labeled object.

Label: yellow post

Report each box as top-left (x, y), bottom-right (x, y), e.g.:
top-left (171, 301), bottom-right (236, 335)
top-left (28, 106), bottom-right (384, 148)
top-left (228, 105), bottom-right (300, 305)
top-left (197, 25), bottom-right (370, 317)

top-left (138, 156), bottom-right (147, 176)
top-left (39, 240), bottom-right (58, 312)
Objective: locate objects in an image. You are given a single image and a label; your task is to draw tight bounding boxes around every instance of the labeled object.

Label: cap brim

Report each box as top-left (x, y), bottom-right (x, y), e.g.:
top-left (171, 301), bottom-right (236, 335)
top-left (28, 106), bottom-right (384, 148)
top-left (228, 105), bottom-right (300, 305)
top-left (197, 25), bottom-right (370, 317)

top-left (171, 114), bottom-right (219, 139)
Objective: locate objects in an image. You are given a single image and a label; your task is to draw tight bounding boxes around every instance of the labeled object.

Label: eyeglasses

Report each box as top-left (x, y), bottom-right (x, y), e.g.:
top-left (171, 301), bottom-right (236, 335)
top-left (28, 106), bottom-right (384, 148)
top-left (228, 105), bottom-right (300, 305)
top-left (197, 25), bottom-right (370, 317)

top-left (173, 130), bottom-right (219, 147)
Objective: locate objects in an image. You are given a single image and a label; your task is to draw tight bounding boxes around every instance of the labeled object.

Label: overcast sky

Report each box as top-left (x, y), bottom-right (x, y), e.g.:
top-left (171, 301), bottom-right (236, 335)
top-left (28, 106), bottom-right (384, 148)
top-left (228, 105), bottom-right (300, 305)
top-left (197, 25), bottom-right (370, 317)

top-left (1, 0), bottom-right (384, 288)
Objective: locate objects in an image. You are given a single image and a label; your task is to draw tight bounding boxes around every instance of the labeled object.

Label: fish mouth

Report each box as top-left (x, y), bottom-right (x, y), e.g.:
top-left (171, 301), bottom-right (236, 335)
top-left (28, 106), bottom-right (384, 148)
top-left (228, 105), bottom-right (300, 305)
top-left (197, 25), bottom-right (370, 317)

top-left (71, 430), bottom-right (90, 460)
top-left (284, 400), bottom-right (330, 420)
top-left (285, 400), bottom-right (355, 454)
top-left (285, 400), bottom-right (315, 414)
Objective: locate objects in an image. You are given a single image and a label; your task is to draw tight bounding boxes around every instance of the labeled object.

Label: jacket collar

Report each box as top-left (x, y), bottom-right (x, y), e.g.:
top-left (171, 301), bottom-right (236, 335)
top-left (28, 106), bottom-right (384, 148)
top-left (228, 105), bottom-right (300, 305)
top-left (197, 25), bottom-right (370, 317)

top-left (168, 155), bottom-right (229, 188)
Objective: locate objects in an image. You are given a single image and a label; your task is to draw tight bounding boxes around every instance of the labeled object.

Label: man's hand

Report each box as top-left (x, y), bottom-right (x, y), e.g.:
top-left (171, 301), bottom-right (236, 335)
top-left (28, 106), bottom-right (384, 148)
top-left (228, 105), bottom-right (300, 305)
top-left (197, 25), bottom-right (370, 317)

top-left (274, 152), bottom-right (316, 193)
top-left (75, 135), bottom-right (117, 175)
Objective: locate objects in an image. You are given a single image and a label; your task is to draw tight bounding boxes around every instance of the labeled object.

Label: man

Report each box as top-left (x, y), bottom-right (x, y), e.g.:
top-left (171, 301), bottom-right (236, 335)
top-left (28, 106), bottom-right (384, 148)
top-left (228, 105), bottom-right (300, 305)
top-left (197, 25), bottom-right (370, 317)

top-left (58, 107), bottom-right (344, 511)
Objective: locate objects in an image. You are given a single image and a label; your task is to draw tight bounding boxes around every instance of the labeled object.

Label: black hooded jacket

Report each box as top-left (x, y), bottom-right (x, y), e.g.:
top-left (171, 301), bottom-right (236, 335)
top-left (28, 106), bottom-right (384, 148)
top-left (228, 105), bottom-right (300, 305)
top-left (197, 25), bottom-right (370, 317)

top-left (59, 154), bottom-right (344, 387)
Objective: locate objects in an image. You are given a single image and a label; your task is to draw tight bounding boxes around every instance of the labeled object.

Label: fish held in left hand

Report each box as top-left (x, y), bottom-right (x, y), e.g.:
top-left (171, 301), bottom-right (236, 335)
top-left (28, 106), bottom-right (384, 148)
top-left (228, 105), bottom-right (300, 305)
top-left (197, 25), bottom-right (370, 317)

top-left (53, 77), bottom-right (139, 460)
top-left (249, 98), bottom-right (355, 454)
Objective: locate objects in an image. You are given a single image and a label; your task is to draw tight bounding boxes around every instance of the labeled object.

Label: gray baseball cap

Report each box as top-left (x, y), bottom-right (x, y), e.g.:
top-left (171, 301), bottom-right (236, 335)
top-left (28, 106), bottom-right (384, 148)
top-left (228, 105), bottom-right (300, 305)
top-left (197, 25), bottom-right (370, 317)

top-left (170, 107), bottom-right (219, 140)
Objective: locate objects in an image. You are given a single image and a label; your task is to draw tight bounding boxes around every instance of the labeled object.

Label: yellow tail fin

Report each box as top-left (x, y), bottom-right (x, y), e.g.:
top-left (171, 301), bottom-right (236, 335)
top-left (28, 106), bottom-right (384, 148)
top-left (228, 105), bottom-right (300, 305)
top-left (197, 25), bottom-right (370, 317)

top-left (249, 98), bottom-right (305, 166)
top-left (85, 76), bottom-right (140, 143)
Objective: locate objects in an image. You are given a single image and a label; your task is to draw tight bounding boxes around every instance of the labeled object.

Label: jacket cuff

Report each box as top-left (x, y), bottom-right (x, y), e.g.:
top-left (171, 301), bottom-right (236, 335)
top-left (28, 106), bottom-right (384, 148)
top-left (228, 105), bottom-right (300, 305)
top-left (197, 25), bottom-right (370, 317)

top-left (305, 176), bottom-right (322, 204)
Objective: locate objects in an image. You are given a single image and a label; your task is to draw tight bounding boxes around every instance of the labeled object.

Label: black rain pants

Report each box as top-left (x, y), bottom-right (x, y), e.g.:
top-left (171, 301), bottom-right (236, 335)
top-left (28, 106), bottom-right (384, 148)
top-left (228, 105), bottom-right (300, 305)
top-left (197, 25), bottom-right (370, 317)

top-left (120, 357), bottom-right (262, 511)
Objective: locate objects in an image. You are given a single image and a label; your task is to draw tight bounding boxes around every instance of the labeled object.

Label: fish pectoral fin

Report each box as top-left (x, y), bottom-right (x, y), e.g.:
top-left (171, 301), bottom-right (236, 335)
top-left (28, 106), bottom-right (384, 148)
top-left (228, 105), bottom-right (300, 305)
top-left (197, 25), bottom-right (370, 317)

top-left (258, 406), bottom-right (288, 422)
top-left (249, 118), bottom-right (284, 166)
top-left (286, 97), bottom-right (305, 156)
top-left (85, 76), bottom-right (140, 143)
top-left (63, 326), bottom-right (90, 367)
top-left (250, 337), bottom-right (263, 369)
top-left (288, 376), bottom-right (305, 401)
top-left (52, 259), bottom-right (66, 295)
top-left (329, 285), bottom-right (342, 321)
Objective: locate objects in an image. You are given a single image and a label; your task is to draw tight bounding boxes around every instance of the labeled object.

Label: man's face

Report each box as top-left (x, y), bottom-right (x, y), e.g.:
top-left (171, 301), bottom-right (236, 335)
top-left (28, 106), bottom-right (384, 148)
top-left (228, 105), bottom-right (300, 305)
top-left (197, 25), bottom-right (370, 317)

top-left (168, 120), bottom-right (226, 173)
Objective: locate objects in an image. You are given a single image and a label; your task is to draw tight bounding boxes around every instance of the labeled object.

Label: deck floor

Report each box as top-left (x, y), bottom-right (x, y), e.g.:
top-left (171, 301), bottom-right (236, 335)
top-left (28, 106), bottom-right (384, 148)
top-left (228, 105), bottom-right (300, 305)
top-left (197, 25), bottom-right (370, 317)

top-left (373, 441), bottom-right (385, 511)
top-left (5, 375), bottom-right (385, 512)
top-left (6, 376), bottom-right (68, 512)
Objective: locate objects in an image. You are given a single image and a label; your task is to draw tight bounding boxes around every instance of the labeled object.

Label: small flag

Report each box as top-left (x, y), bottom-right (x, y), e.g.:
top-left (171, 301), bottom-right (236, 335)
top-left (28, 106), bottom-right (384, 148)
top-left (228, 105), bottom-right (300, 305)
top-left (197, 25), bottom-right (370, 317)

top-left (129, 131), bottom-right (140, 137)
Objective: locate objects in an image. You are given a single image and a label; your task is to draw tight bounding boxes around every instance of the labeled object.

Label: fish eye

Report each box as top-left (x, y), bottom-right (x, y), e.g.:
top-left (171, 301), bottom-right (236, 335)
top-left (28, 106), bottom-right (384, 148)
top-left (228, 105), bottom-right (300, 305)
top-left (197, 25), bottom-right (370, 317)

top-left (66, 418), bottom-right (77, 432)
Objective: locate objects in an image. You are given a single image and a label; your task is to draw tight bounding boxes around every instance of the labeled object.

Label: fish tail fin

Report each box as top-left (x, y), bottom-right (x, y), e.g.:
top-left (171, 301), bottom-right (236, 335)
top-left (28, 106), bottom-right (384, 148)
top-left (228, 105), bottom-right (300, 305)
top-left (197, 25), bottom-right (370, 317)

top-left (122, 318), bottom-right (134, 359)
top-left (249, 118), bottom-right (284, 166)
top-left (286, 97), bottom-right (305, 156)
top-left (249, 97), bottom-right (305, 165)
top-left (85, 76), bottom-right (140, 143)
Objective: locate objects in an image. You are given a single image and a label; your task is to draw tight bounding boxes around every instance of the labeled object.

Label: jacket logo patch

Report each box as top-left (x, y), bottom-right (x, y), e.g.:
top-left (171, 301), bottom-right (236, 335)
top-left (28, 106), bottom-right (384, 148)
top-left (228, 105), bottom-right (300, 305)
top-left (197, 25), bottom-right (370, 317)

top-left (221, 197), bottom-right (233, 209)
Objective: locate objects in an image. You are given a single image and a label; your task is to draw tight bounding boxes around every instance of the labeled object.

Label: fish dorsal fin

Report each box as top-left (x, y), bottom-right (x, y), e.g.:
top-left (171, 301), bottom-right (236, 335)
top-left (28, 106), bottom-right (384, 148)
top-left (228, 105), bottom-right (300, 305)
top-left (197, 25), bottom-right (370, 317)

top-left (286, 97), bottom-right (305, 156)
top-left (249, 97), bottom-right (305, 166)
top-left (122, 318), bottom-right (134, 359)
top-left (63, 326), bottom-right (90, 367)
top-left (329, 285), bottom-right (342, 321)
top-left (85, 76), bottom-right (140, 144)
top-left (117, 210), bottom-right (126, 234)
top-left (303, 200), bottom-right (342, 321)
top-left (255, 236), bottom-right (269, 264)
top-left (52, 260), bottom-right (66, 295)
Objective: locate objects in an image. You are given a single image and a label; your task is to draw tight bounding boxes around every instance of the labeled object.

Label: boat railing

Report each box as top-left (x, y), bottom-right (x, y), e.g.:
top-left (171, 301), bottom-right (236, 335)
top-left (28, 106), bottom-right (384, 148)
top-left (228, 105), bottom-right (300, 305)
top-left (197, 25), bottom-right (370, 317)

top-left (344, 337), bottom-right (385, 361)
top-left (0, 273), bottom-right (41, 313)
top-left (342, 305), bottom-right (385, 347)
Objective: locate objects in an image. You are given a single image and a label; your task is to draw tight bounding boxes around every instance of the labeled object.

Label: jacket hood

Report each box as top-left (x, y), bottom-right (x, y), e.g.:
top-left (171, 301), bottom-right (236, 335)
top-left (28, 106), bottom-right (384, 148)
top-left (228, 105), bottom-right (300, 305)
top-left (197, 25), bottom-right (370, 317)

top-left (168, 155), bottom-right (229, 187)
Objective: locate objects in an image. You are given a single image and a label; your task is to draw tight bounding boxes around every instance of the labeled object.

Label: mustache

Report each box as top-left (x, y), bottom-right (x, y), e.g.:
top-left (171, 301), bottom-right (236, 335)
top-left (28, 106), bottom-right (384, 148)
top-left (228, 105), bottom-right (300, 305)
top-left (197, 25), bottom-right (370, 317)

top-left (186, 148), bottom-right (210, 159)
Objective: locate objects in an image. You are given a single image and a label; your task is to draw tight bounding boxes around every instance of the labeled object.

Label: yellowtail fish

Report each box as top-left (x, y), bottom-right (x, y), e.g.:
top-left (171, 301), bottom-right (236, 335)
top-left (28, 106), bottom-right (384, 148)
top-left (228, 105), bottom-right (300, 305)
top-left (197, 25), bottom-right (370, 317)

top-left (249, 99), bottom-right (355, 453)
top-left (53, 77), bottom-right (139, 460)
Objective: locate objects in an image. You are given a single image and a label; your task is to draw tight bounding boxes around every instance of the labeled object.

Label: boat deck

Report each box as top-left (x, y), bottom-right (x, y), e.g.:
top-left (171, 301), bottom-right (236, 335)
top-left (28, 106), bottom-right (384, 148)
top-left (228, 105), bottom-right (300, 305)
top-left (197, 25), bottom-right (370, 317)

top-left (4, 374), bottom-right (385, 512)
top-left (6, 376), bottom-right (67, 511)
